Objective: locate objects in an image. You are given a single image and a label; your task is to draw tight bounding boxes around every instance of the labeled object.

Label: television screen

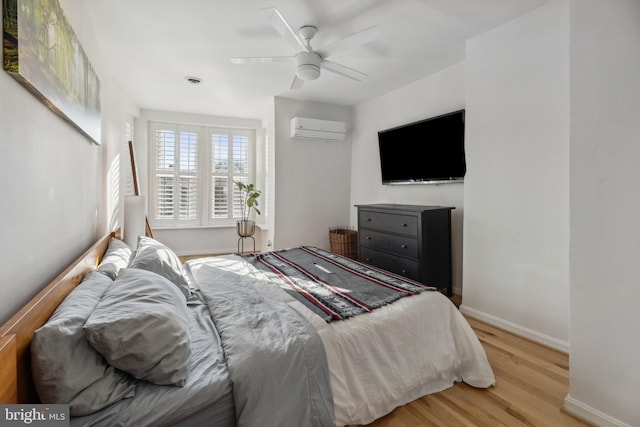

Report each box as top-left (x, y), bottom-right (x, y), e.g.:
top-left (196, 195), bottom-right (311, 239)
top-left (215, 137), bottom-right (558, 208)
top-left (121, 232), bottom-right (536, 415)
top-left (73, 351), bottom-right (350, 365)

top-left (378, 110), bottom-right (466, 184)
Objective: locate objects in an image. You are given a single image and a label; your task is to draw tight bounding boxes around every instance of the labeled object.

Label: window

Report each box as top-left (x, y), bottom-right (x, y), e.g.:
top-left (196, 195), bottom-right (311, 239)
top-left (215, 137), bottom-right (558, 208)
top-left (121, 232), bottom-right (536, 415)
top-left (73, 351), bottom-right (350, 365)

top-left (149, 122), bottom-right (256, 227)
top-left (210, 130), bottom-right (253, 221)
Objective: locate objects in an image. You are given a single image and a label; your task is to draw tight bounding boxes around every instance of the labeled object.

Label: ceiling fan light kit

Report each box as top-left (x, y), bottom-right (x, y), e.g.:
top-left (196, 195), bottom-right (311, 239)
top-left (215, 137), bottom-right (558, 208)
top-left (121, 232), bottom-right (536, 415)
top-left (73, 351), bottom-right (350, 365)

top-left (230, 8), bottom-right (380, 89)
top-left (296, 52), bottom-right (321, 80)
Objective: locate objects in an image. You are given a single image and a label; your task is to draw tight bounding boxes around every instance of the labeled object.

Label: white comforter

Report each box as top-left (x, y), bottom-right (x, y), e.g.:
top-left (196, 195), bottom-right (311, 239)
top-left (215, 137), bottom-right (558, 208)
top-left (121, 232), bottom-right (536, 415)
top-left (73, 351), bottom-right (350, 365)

top-left (186, 255), bottom-right (495, 426)
top-left (309, 291), bottom-right (495, 425)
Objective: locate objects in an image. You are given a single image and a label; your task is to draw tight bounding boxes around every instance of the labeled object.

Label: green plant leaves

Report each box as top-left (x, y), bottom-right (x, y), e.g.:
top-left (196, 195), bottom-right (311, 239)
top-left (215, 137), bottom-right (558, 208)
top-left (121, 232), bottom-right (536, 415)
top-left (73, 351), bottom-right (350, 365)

top-left (234, 180), bottom-right (261, 220)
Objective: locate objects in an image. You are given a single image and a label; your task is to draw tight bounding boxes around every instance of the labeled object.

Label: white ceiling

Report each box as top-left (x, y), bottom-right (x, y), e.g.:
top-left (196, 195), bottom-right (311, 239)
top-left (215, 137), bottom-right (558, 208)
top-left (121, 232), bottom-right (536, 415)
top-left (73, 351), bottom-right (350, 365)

top-left (83, 0), bottom-right (548, 119)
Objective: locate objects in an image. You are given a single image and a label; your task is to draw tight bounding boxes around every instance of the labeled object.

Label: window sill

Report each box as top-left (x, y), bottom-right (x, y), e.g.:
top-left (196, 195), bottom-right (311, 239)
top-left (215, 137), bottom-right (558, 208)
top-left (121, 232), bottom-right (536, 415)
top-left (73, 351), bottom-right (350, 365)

top-left (150, 223), bottom-right (268, 232)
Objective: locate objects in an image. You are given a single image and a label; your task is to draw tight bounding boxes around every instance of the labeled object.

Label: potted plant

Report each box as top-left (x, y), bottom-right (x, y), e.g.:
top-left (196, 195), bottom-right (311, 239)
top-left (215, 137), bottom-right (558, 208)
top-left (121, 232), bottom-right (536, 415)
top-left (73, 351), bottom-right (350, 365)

top-left (234, 181), bottom-right (261, 237)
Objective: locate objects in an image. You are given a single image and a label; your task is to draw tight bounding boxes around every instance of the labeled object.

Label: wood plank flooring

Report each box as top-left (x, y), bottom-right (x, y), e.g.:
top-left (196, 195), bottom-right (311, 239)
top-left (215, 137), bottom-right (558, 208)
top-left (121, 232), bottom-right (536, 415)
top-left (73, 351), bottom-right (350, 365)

top-left (365, 312), bottom-right (591, 427)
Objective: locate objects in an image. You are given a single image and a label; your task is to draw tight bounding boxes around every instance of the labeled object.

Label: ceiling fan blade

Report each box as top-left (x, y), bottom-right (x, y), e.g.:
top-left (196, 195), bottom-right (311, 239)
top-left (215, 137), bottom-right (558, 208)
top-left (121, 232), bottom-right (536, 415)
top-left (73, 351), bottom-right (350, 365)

top-left (317, 26), bottom-right (381, 58)
top-left (263, 7), bottom-right (310, 53)
top-left (290, 75), bottom-right (305, 90)
top-left (321, 60), bottom-right (368, 81)
top-left (230, 56), bottom-right (293, 65)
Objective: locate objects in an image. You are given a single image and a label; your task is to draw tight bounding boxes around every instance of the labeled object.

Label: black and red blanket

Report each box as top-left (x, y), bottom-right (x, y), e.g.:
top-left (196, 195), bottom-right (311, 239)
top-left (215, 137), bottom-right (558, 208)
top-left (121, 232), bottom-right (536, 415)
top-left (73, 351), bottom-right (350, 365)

top-left (243, 246), bottom-right (436, 322)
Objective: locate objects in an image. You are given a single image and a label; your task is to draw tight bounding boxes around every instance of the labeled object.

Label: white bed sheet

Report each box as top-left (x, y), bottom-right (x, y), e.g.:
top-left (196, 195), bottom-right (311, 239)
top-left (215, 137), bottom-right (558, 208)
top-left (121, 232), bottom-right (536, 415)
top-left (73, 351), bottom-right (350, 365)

top-left (187, 255), bottom-right (495, 426)
top-left (307, 292), bottom-right (495, 425)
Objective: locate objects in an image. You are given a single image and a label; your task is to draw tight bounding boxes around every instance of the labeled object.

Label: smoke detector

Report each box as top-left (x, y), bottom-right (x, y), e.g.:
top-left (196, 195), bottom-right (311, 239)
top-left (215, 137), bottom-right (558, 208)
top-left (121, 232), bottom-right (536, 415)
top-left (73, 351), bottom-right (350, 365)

top-left (185, 76), bottom-right (203, 84)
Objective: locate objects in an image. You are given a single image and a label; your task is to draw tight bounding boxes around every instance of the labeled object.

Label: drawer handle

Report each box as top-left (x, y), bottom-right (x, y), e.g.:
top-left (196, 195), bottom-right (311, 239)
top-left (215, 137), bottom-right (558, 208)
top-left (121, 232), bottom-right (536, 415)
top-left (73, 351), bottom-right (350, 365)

top-left (366, 236), bottom-right (372, 240)
top-left (366, 218), bottom-right (372, 222)
top-left (365, 257), bottom-right (372, 262)
top-left (401, 269), bottom-right (407, 274)
top-left (401, 244), bottom-right (407, 248)
top-left (401, 223), bottom-right (407, 227)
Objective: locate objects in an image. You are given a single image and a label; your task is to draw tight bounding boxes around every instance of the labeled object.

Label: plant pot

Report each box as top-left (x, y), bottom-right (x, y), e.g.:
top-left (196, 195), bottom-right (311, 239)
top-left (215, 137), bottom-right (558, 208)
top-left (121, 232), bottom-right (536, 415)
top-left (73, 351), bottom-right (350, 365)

top-left (237, 219), bottom-right (256, 237)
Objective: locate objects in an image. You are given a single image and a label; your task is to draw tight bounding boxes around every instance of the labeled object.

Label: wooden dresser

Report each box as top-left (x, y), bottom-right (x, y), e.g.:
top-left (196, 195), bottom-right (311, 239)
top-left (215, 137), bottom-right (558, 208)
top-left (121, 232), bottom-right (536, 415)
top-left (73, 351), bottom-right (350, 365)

top-left (356, 204), bottom-right (454, 296)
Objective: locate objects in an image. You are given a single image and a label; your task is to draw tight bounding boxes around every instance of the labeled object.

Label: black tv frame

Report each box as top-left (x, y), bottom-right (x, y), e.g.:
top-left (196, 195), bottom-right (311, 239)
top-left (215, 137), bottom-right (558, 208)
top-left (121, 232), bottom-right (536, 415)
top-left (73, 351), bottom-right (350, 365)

top-left (378, 109), bottom-right (466, 185)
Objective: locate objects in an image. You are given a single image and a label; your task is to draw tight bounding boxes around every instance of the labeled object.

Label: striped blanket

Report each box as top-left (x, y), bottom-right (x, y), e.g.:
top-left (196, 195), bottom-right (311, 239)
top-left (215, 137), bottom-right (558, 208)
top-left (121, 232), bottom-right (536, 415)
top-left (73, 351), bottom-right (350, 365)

top-left (243, 246), bottom-right (436, 322)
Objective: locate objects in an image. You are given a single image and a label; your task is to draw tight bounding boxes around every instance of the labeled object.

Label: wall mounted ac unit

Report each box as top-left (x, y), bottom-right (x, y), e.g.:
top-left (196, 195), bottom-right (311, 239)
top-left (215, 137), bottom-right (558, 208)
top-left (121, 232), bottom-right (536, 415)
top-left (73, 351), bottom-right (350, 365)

top-left (290, 117), bottom-right (347, 141)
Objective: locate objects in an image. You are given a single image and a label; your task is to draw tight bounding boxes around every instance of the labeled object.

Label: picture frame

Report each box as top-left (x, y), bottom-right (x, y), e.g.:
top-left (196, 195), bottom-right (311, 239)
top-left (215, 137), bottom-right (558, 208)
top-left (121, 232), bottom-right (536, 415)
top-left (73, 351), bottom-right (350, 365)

top-left (3, 0), bottom-right (101, 144)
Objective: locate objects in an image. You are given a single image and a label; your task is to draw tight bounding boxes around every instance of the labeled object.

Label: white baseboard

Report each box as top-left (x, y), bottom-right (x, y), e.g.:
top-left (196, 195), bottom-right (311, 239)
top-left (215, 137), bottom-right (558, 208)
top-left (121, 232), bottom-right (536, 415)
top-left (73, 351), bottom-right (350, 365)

top-left (563, 394), bottom-right (632, 427)
top-left (176, 248), bottom-right (239, 257)
top-left (459, 304), bottom-right (569, 353)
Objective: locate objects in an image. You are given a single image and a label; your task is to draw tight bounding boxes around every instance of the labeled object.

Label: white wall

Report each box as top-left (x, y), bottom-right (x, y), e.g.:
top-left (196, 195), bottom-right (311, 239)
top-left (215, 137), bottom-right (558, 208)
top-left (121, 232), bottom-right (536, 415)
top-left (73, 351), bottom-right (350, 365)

top-left (263, 102), bottom-right (277, 250)
top-left (0, 1), bottom-right (138, 324)
top-left (350, 63), bottom-right (466, 294)
top-left (461, 0), bottom-right (570, 351)
top-left (565, 1), bottom-right (640, 426)
top-left (272, 97), bottom-right (353, 250)
top-left (61, 1), bottom-right (140, 236)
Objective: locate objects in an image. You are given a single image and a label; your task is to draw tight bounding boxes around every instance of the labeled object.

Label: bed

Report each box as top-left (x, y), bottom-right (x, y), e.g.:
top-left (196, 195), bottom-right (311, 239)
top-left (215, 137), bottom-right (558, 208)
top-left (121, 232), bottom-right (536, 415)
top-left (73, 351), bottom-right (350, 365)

top-left (0, 230), bottom-right (494, 427)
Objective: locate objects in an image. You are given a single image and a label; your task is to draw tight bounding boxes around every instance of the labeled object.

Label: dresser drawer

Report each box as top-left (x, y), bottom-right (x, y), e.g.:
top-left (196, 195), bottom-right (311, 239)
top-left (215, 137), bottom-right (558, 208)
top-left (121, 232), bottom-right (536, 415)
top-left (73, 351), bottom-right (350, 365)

top-left (358, 210), bottom-right (418, 236)
top-left (359, 229), bottom-right (418, 259)
top-left (359, 247), bottom-right (420, 281)
top-left (357, 204), bottom-right (454, 295)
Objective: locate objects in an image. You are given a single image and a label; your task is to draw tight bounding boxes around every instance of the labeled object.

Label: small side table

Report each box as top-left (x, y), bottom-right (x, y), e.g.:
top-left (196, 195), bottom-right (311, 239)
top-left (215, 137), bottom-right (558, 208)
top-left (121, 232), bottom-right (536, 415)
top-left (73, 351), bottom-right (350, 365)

top-left (237, 236), bottom-right (256, 254)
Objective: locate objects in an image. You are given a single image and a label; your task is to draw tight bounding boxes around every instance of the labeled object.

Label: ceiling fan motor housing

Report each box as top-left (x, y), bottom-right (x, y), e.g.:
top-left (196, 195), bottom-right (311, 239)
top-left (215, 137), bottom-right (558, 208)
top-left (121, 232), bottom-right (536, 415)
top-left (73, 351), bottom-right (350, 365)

top-left (296, 51), bottom-right (322, 80)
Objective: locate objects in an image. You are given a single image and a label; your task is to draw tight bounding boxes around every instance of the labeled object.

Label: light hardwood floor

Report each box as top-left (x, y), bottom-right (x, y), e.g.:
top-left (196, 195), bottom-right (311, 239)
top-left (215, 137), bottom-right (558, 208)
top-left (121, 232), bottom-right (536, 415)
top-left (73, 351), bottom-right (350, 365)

top-left (365, 310), bottom-right (591, 427)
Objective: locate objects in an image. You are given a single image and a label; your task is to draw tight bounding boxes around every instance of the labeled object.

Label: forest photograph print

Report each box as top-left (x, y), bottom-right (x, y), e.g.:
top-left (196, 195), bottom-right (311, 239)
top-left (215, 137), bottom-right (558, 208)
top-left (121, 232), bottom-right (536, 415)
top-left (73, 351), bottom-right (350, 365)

top-left (3, 0), bottom-right (101, 143)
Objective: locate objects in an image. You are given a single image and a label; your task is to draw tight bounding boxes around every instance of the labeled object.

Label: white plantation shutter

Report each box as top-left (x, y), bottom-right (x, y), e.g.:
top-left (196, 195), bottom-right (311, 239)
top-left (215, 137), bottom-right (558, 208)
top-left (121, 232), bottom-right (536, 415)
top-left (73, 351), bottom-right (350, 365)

top-left (231, 135), bottom-right (249, 218)
top-left (211, 176), bottom-right (228, 218)
top-left (178, 132), bottom-right (198, 220)
top-left (211, 130), bottom-right (253, 221)
top-left (232, 135), bottom-right (248, 173)
top-left (154, 130), bottom-right (176, 219)
top-left (179, 176), bottom-right (198, 219)
top-left (149, 122), bottom-right (256, 227)
top-left (211, 134), bottom-right (229, 219)
top-left (155, 175), bottom-right (174, 218)
top-left (150, 124), bottom-right (200, 225)
top-left (232, 177), bottom-right (246, 218)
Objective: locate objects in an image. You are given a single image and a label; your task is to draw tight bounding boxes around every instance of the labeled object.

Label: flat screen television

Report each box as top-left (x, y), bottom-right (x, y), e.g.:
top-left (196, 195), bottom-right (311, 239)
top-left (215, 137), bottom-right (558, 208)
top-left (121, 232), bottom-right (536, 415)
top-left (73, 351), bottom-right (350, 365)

top-left (378, 109), bottom-right (466, 184)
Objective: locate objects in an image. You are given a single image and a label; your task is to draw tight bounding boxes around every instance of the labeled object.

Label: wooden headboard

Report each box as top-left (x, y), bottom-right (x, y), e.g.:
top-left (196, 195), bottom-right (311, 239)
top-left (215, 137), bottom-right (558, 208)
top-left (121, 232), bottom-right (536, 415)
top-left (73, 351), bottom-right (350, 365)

top-left (0, 230), bottom-right (117, 404)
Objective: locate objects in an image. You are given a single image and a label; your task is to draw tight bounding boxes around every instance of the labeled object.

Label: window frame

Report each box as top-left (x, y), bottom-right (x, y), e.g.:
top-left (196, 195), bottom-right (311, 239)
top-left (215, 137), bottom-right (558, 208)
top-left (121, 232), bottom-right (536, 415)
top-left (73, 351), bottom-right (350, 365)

top-left (148, 121), bottom-right (256, 228)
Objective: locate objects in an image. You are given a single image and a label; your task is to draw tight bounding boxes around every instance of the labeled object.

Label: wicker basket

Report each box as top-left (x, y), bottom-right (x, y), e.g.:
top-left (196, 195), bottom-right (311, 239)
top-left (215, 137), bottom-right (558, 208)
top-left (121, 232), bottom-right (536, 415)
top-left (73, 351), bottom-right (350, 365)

top-left (329, 227), bottom-right (358, 260)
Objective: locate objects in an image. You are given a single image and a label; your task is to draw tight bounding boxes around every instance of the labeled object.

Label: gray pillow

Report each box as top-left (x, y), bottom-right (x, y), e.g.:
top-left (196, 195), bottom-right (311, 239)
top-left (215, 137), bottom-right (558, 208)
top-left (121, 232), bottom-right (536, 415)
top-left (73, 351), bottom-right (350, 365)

top-left (31, 271), bottom-right (136, 416)
top-left (83, 268), bottom-right (191, 386)
top-left (129, 236), bottom-right (191, 298)
top-left (96, 237), bottom-right (133, 280)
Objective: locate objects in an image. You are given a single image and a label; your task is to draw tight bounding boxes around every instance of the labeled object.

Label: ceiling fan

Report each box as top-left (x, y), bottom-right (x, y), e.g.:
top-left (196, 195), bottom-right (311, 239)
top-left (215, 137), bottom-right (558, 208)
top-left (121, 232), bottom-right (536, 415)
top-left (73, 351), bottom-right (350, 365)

top-left (230, 8), bottom-right (381, 89)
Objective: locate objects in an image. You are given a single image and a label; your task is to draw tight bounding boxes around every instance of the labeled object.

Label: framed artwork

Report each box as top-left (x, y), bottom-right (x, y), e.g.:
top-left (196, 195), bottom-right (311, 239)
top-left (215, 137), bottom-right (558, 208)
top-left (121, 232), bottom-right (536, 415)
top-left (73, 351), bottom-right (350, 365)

top-left (3, 0), bottom-right (101, 144)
